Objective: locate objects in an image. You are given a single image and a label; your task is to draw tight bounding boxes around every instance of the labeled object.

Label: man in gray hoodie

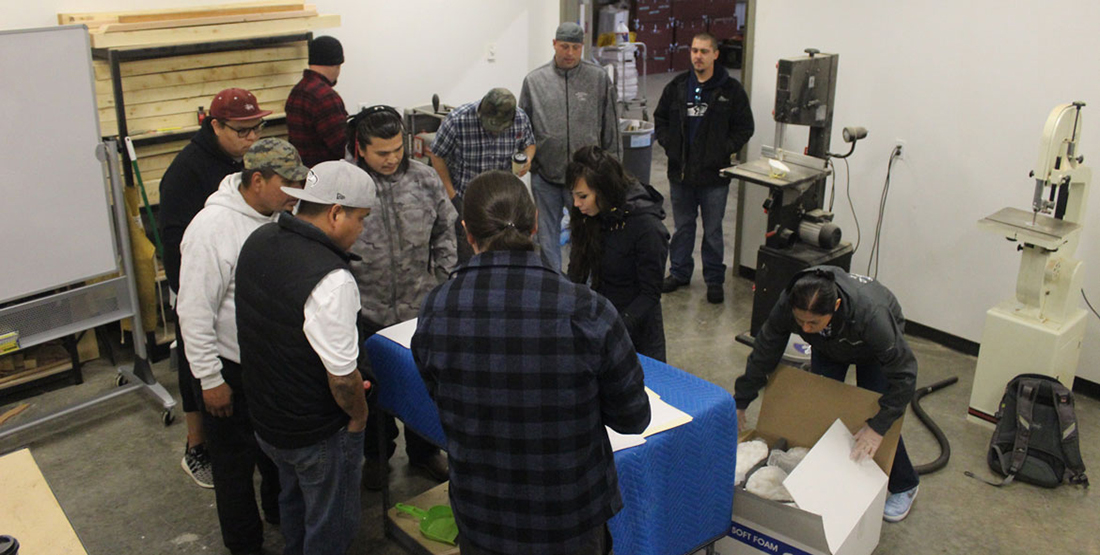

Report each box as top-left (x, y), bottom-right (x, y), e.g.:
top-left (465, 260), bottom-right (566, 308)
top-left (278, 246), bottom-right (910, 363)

top-left (177, 138), bottom-right (308, 554)
top-left (520, 21), bottom-right (621, 272)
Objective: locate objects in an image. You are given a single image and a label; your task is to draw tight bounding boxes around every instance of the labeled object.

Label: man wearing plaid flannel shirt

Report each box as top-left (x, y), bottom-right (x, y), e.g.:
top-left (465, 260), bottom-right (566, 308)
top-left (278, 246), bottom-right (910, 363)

top-left (412, 171), bottom-right (651, 555)
top-left (428, 87), bottom-right (536, 263)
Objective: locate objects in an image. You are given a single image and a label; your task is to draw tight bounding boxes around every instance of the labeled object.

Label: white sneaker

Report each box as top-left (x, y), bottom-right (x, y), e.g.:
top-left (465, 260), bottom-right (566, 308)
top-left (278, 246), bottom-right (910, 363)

top-left (883, 485), bottom-right (918, 522)
top-left (182, 443), bottom-right (214, 489)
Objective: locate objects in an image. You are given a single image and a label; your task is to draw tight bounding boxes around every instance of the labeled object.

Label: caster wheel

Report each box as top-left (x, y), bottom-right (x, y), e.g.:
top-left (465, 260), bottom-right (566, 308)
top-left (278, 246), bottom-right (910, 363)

top-left (162, 410), bottom-right (175, 426)
top-left (115, 374), bottom-right (128, 387)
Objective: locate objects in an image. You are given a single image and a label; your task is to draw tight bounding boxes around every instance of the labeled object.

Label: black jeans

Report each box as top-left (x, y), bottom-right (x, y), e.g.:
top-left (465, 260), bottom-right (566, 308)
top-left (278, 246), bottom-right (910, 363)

top-left (810, 355), bottom-right (920, 494)
top-left (201, 358), bottom-right (281, 553)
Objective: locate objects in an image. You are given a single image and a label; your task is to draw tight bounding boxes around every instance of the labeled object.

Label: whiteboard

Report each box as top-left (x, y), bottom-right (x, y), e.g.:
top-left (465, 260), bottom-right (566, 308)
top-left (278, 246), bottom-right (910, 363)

top-left (0, 26), bottom-right (118, 304)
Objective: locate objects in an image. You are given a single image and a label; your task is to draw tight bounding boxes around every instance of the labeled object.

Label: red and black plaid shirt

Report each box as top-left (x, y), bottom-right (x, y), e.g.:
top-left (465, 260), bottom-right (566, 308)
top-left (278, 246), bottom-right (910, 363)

top-left (286, 70), bottom-right (347, 167)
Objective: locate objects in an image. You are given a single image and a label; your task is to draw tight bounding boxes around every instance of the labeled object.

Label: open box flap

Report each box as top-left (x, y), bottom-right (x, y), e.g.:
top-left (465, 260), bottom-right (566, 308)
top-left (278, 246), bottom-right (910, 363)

top-left (755, 366), bottom-right (902, 474)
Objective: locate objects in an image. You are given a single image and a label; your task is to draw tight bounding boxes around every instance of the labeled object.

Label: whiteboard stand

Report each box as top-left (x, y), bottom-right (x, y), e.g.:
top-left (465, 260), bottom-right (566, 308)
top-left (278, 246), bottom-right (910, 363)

top-left (0, 140), bottom-right (176, 442)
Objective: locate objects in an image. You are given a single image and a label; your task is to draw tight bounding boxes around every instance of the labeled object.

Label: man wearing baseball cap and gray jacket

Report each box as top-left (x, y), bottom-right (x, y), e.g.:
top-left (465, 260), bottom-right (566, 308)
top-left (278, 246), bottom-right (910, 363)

top-left (177, 137), bottom-right (308, 554)
top-left (520, 21), bottom-right (622, 272)
top-left (236, 161), bottom-right (377, 555)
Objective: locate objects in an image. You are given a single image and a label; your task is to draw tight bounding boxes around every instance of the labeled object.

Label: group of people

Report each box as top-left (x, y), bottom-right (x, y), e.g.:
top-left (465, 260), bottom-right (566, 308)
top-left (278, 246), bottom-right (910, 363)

top-left (155, 20), bottom-right (917, 555)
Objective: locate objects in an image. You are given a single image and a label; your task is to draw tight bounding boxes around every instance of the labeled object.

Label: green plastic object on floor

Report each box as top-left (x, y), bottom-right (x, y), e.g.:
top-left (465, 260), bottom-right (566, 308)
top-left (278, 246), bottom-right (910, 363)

top-left (394, 503), bottom-right (459, 546)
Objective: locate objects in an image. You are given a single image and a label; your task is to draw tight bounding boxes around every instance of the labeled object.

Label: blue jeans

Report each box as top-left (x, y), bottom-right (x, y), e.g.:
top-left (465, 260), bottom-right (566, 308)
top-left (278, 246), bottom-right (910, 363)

top-left (532, 173), bottom-right (571, 273)
top-left (668, 181), bottom-right (730, 285)
top-left (810, 356), bottom-right (920, 494)
top-left (257, 428), bottom-right (365, 555)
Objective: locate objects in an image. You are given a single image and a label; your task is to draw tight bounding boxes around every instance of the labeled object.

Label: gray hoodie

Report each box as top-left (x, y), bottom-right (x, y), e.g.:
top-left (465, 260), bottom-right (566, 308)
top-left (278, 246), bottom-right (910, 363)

top-left (519, 58), bottom-right (622, 185)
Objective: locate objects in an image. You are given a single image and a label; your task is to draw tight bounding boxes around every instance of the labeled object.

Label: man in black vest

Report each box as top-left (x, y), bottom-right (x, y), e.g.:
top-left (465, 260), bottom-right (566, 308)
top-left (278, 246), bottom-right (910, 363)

top-left (235, 161), bottom-right (375, 554)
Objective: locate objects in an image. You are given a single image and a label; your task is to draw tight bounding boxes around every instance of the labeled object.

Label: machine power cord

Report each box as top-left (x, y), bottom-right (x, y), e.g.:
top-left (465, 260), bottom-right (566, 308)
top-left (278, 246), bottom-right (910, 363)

top-left (911, 376), bottom-right (959, 475)
top-left (1084, 289), bottom-right (1100, 320)
top-left (842, 157), bottom-right (860, 254)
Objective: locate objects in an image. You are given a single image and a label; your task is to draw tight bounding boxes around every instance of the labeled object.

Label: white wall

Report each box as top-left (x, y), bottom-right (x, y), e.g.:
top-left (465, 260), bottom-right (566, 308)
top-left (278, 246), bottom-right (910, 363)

top-left (744, 1), bottom-right (1100, 380)
top-left (4, 0), bottom-right (560, 115)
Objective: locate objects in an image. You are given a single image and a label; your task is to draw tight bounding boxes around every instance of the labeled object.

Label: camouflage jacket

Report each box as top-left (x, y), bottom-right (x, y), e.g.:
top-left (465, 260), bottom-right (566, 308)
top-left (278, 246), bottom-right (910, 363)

top-left (349, 158), bottom-right (458, 327)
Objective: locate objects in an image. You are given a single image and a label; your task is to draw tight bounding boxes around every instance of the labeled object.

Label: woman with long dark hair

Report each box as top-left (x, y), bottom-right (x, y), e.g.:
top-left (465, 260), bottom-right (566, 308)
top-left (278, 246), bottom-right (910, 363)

top-left (413, 170), bottom-right (650, 555)
top-left (566, 146), bottom-right (670, 361)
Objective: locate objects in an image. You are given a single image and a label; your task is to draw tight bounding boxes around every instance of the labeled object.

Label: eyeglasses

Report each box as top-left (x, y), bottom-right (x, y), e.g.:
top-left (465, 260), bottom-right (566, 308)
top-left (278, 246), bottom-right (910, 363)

top-left (224, 120), bottom-right (266, 138)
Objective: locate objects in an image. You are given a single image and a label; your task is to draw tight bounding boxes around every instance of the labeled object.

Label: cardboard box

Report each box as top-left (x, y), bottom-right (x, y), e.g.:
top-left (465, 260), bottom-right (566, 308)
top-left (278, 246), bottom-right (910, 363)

top-left (719, 366), bottom-right (903, 555)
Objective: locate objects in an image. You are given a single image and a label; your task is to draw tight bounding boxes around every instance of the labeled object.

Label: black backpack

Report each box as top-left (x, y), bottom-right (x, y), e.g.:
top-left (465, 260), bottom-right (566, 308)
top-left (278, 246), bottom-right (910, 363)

top-left (983, 374), bottom-right (1089, 488)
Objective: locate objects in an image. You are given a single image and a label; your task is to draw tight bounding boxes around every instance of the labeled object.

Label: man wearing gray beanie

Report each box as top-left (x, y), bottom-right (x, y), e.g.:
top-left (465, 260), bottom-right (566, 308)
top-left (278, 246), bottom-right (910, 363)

top-left (520, 21), bottom-right (622, 272)
top-left (286, 36), bottom-right (348, 167)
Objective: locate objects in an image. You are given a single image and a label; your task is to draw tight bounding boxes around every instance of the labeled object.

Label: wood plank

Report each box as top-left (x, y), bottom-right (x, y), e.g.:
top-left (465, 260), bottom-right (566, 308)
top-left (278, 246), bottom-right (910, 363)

top-left (101, 103), bottom-right (284, 136)
top-left (60, 1), bottom-right (301, 25)
top-left (99, 85), bottom-right (295, 124)
top-left (101, 9), bottom-right (317, 33)
top-left (0, 360), bottom-right (72, 390)
top-left (92, 43), bottom-right (306, 81)
top-left (96, 59), bottom-right (306, 95)
top-left (117, 3), bottom-right (306, 24)
top-left (96, 72), bottom-right (302, 109)
top-left (135, 151), bottom-right (179, 173)
top-left (136, 139), bottom-right (192, 158)
top-left (89, 14), bottom-right (341, 49)
top-left (0, 404), bottom-right (30, 427)
top-left (0, 450), bottom-right (89, 554)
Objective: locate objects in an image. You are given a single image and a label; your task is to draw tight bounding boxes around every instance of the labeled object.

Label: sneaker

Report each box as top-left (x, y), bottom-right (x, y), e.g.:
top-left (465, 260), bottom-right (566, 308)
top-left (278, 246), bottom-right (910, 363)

top-left (182, 443), bottom-right (214, 489)
top-left (411, 452), bottom-right (450, 482)
top-left (883, 485), bottom-right (918, 522)
top-left (706, 283), bottom-right (725, 304)
top-left (661, 275), bottom-right (689, 293)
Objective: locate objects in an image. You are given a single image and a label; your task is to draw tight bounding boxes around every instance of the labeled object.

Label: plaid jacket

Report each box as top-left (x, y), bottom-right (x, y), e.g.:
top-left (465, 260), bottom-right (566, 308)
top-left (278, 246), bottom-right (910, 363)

top-left (411, 250), bottom-right (651, 555)
top-left (286, 70), bottom-right (347, 167)
top-left (429, 101), bottom-right (535, 196)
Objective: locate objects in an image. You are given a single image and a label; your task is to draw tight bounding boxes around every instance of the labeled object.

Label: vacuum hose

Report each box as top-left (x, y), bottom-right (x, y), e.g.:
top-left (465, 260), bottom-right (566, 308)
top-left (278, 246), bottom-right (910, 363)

top-left (911, 376), bottom-right (958, 475)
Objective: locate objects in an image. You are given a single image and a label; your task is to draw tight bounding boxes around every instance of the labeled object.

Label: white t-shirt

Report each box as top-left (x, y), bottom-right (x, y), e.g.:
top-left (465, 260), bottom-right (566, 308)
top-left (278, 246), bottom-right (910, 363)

top-left (303, 269), bottom-right (361, 377)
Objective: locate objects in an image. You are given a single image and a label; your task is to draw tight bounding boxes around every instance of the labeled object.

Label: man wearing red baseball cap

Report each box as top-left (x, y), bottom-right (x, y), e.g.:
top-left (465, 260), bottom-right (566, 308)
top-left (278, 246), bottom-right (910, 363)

top-left (157, 88), bottom-right (273, 554)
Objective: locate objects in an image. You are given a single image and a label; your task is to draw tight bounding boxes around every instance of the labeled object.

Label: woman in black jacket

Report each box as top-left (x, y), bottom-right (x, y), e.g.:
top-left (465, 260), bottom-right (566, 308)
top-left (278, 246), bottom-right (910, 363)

top-left (566, 146), bottom-right (671, 361)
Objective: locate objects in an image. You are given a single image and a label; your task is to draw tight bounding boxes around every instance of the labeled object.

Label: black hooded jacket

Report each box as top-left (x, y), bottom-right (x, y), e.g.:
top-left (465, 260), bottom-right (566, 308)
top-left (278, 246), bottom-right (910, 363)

top-left (654, 65), bottom-right (754, 187)
top-left (734, 266), bottom-right (918, 435)
top-left (158, 123), bottom-right (243, 293)
top-left (591, 182), bottom-right (670, 334)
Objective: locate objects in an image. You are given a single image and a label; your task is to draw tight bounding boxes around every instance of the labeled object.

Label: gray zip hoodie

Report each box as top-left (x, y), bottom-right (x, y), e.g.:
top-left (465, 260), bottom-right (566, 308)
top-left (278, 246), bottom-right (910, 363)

top-left (519, 58), bottom-right (622, 185)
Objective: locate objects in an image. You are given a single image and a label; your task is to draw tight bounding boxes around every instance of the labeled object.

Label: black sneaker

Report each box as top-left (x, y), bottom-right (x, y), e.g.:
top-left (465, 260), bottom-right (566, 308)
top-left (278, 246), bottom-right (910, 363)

top-left (661, 275), bottom-right (689, 293)
top-left (411, 452), bottom-right (450, 482)
top-left (182, 442), bottom-right (214, 489)
top-left (706, 283), bottom-right (725, 304)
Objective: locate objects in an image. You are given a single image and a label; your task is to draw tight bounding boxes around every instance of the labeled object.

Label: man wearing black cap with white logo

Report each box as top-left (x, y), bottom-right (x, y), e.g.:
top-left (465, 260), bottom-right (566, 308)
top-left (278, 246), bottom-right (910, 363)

top-left (236, 161), bottom-right (376, 555)
top-left (287, 36), bottom-right (348, 167)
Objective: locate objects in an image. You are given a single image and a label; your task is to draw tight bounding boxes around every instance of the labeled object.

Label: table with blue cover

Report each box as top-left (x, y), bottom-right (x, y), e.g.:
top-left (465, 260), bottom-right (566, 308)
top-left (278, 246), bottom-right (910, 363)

top-left (365, 333), bottom-right (738, 555)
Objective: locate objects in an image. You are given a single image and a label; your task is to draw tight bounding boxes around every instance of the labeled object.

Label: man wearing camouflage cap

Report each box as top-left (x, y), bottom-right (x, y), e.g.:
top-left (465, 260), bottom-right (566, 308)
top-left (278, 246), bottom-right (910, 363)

top-left (429, 87), bottom-right (536, 263)
top-left (177, 137), bottom-right (308, 555)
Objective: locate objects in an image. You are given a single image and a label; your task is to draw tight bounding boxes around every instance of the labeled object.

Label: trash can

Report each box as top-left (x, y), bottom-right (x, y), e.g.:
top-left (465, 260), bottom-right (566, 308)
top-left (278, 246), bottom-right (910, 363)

top-left (620, 119), bottom-right (655, 185)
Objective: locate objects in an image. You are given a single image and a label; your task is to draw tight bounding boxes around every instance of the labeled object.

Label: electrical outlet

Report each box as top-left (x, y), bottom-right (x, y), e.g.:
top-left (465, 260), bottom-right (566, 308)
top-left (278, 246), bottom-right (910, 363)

top-left (486, 43), bottom-right (496, 62)
top-left (894, 139), bottom-right (906, 160)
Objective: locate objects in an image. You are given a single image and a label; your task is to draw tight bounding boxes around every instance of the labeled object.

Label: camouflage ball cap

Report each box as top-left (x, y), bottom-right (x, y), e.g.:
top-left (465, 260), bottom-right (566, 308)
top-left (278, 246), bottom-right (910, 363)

top-left (244, 138), bottom-right (309, 182)
top-left (477, 88), bottom-right (517, 133)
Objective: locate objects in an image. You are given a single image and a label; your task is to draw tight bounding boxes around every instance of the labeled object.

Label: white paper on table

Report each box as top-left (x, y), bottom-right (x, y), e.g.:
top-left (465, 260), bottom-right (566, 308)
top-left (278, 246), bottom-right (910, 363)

top-left (376, 318), bottom-right (417, 349)
top-left (606, 427), bottom-right (647, 451)
top-left (783, 419), bottom-right (888, 554)
top-left (641, 388), bottom-right (693, 438)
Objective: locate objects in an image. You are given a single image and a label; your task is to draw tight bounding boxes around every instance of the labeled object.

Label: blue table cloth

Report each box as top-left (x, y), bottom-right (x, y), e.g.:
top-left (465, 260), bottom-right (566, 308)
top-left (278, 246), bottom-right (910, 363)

top-left (365, 334), bottom-right (737, 555)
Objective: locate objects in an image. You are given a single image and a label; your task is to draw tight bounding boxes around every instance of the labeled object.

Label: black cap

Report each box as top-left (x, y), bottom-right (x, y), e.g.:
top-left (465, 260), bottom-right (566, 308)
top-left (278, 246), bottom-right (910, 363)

top-left (309, 36), bottom-right (344, 66)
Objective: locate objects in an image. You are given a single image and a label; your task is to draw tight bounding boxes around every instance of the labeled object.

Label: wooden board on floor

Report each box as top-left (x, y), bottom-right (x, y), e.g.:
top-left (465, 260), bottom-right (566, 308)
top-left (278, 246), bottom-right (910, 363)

top-left (0, 449), bottom-right (88, 554)
top-left (92, 42), bottom-right (306, 80)
top-left (89, 14), bottom-right (340, 49)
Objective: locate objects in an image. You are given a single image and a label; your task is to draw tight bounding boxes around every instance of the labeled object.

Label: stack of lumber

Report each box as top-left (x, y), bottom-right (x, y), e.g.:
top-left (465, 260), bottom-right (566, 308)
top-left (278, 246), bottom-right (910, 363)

top-left (63, 2), bottom-right (340, 205)
top-left (60, 2), bottom-right (339, 49)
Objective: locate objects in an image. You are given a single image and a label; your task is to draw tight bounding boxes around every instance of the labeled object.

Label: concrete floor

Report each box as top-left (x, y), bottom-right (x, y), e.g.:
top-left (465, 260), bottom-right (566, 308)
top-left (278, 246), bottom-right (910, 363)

top-left (2, 70), bottom-right (1099, 555)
